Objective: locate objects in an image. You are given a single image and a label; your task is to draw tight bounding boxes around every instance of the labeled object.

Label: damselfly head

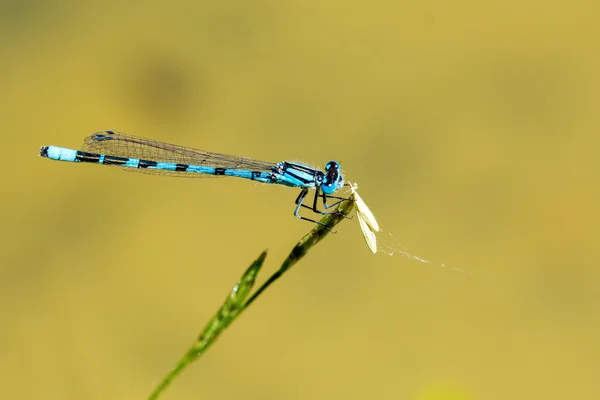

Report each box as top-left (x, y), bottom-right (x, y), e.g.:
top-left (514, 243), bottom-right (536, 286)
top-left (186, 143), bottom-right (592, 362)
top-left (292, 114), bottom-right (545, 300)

top-left (322, 161), bottom-right (344, 194)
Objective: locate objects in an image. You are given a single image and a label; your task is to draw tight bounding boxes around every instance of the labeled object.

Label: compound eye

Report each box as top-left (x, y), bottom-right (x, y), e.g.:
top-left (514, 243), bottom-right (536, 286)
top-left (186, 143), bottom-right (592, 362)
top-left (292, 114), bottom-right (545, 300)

top-left (325, 161), bottom-right (339, 171)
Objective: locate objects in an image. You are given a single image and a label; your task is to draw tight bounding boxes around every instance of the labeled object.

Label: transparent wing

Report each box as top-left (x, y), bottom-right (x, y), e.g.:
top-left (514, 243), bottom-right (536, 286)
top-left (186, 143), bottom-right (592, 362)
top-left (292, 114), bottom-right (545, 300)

top-left (81, 130), bottom-right (277, 177)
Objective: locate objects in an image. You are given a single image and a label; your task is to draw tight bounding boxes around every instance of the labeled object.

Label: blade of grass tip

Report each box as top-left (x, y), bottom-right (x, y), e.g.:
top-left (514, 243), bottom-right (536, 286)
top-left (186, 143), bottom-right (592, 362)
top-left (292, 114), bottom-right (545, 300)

top-left (148, 250), bottom-right (267, 400)
top-left (242, 198), bottom-right (355, 311)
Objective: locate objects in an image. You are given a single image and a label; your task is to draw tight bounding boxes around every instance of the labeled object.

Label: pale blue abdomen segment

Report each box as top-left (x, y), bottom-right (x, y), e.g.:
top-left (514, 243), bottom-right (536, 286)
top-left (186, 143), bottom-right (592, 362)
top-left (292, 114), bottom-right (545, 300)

top-left (43, 146), bottom-right (78, 162)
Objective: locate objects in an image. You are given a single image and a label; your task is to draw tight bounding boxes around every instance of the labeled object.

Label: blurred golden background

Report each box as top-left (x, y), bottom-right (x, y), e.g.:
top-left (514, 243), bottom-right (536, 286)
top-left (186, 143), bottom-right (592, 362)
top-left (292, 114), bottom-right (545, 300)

top-left (2, 1), bottom-right (598, 399)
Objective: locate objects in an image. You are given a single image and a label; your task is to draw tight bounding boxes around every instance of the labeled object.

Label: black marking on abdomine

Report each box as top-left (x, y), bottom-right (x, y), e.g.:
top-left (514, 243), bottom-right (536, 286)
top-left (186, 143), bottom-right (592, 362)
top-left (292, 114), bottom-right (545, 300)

top-left (103, 155), bottom-right (129, 165)
top-left (176, 164), bottom-right (189, 172)
top-left (76, 151), bottom-right (101, 163)
top-left (214, 168), bottom-right (226, 175)
top-left (40, 146), bottom-right (49, 157)
top-left (251, 171), bottom-right (262, 180)
top-left (138, 159), bottom-right (157, 168)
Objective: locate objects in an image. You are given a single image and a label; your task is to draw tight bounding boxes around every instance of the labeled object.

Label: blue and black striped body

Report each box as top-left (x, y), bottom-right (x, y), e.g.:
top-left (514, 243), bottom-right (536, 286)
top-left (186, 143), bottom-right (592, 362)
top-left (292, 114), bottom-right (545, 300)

top-left (40, 145), bottom-right (326, 187)
top-left (40, 131), bottom-right (346, 223)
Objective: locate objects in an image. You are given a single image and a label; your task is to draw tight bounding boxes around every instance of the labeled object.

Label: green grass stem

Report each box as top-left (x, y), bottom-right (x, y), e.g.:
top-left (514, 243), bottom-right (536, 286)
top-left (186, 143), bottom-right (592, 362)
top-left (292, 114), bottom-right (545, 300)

top-left (148, 198), bottom-right (355, 399)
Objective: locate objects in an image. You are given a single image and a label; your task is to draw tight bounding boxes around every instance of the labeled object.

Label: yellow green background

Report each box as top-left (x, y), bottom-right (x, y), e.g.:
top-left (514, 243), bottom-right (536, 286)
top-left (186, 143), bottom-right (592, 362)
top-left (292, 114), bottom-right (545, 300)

top-left (2, 1), bottom-right (598, 399)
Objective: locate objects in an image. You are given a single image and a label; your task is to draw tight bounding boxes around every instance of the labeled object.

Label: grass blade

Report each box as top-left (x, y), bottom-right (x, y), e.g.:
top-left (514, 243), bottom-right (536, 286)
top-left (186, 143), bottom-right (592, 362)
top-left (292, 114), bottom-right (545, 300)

top-left (148, 198), bottom-right (354, 399)
top-left (147, 251), bottom-right (266, 400)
